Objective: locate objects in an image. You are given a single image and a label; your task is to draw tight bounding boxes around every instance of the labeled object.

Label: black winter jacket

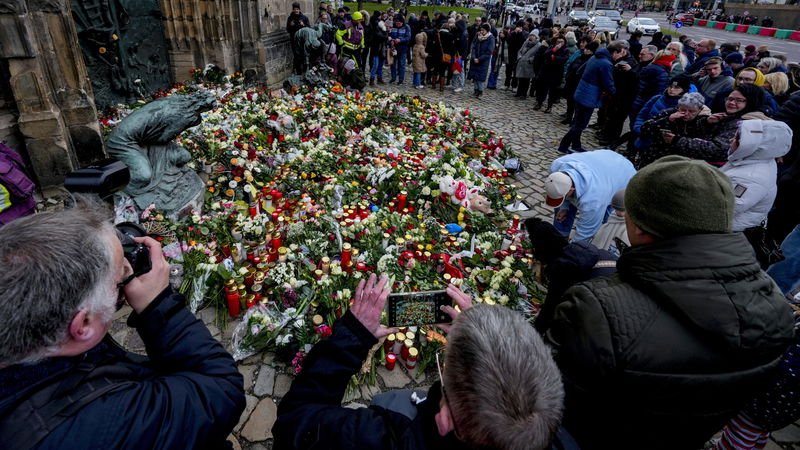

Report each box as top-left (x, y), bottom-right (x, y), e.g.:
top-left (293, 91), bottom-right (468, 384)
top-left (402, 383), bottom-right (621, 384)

top-left (0, 289), bottom-right (245, 450)
top-left (534, 241), bottom-right (617, 333)
top-left (545, 233), bottom-right (795, 450)
top-left (273, 311), bottom-right (469, 449)
top-left (774, 92), bottom-right (800, 168)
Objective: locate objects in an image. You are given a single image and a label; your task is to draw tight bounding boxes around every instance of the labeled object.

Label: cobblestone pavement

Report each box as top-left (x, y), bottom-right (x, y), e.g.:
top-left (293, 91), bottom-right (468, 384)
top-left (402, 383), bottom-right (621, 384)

top-left (110, 66), bottom-right (800, 449)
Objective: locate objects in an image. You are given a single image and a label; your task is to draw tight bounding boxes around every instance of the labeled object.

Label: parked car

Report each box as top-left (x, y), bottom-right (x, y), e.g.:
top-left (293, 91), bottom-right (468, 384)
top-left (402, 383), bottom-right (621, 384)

top-left (604, 10), bottom-right (623, 24)
top-left (671, 13), bottom-right (695, 26)
top-left (568, 10), bottom-right (591, 26)
top-left (626, 17), bottom-right (660, 35)
top-left (591, 17), bottom-right (620, 39)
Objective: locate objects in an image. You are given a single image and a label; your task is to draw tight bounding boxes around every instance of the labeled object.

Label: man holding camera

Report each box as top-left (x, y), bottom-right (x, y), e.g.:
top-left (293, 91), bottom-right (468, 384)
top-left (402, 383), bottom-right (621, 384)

top-left (273, 274), bottom-right (571, 449)
top-left (0, 201), bottom-right (245, 449)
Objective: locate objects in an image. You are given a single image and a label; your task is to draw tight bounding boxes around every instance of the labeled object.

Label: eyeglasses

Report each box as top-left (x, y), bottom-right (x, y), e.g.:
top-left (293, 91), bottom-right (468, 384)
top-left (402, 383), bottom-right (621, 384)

top-left (435, 347), bottom-right (463, 439)
top-left (726, 97), bottom-right (747, 104)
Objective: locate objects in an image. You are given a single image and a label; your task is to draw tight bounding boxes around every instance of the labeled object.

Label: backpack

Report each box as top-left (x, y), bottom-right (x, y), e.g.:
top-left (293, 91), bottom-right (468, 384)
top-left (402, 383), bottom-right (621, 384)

top-left (0, 142), bottom-right (36, 223)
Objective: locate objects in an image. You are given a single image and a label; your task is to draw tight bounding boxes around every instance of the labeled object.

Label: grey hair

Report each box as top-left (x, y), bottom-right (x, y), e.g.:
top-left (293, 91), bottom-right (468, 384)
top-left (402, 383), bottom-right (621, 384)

top-left (444, 305), bottom-right (564, 449)
top-left (678, 92), bottom-right (706, 109)
top-left (607, 40), bottom-right (630, 53)
top-left (759, 57), bottom-right (782, 73)
top-left (0, 196), bottom-right (117, 366)
top-left (642, 44), bottom-right (658, 55)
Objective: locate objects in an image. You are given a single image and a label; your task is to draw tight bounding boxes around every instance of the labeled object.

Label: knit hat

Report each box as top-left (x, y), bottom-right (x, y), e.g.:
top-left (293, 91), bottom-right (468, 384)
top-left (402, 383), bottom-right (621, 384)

top-left (544, 172), bottom-right (573, 208)
top-left (737, 67), bottom-right (765, 87)
top-left (725, 52), bottom-right (744, 65)
top-left (586, 41), bottom-right (599, 53)
top-left (480, 23), bottom-right (491, 31)
top-left (612, 189), bottom-right (625, 212)
top-left (669, 74), bottom-right (692, 92)
top-left (745, 44), bottom-right (756, 53)
top-left (625, 156), bottom-right (733, 238)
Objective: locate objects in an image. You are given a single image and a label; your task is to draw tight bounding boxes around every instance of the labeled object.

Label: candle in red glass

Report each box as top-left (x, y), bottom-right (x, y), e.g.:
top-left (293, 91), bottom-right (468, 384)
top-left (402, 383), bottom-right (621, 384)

top-left (356, 262), bottom-right (366, 271)
top-left (341, 243), bottom-right (352, 268)
top-left (245, 294), bottom-right (256, 309)
top-left (511, 215), bottom-right (520, 230)
top-left (271, 211), bottom-right (279, 223)
top-left (226, 291), bottom-right (240, 317)
top-left (396, 191), bottom-right (407, 212)
top-left (271, 236), bottom-right (282, 251)
top-left (386, 353), bottom-right (397, 371)
top-left (267, 248), bottom-right (278, 263)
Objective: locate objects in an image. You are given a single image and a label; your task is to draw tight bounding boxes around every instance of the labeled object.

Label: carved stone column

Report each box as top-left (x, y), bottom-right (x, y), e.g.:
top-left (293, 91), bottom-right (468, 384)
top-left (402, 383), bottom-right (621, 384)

top-left (160, 0), bottom-right (312, 86)
top-left (0, 0), bottom-right (104, 188)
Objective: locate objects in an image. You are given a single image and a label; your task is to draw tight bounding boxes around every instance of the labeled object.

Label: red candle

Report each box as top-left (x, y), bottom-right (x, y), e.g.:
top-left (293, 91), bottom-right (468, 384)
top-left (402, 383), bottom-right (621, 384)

top-left (396, 191), bottom-right (407, 212)
top-left (249, 205), bottom-right (258, 217)
top-left (341, 243), bottom-right (352, 268)
top-left (226, 291), bottom-right (240, 317)
top-left (356, 262), bottom-right (366, 271)
top-left (271, 211), bottom-right (279, 223)
top-left (271, 236), bottom-right (282, 251)
top-left (386, 353), bottom-right (397, 371)
top-left (267, 249), bottom-right (278, 263)
top-left (245, 294), bottom-right (256, 309)
top-left (511, 215), bottom-right (520, 230)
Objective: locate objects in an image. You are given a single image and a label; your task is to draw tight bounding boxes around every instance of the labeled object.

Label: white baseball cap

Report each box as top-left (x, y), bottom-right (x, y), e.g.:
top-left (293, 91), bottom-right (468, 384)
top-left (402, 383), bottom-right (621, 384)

top-left (545, 172), bottom-right (573, 207)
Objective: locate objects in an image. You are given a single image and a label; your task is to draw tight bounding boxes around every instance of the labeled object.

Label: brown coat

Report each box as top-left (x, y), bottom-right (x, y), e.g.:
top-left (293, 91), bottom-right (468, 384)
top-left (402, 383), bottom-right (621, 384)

top-left (412, 32), bottom-right (428, 73)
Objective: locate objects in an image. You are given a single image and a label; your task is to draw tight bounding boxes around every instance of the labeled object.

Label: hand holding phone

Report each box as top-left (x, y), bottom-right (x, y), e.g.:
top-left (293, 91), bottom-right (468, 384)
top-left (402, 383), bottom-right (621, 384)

top-left (387, 290), bottom-right (452, 327)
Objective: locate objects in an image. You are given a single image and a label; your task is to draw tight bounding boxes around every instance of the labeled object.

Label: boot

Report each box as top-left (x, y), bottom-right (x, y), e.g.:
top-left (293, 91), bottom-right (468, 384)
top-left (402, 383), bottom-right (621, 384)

top-left (439, 77), bottom-right (445, 92)
top-left (377, 78), bottom-right (385, 84)
top-left (544, 105), bottom-right (552, 113)
top-left (533, 102), bottom-right (542, 110)
top-left (431, 75), bottom-right (439, 89)
top-left (369, 77), bottom-right (375, 86)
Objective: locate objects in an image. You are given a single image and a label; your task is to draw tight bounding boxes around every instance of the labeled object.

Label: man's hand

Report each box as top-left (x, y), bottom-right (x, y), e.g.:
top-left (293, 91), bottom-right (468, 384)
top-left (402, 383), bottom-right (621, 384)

top-left (437, 284), bottom-right (474, 333)
top-left (352, 274), bottom-right (398, 339)
top-left (124, 237), bottom-right (170, 314)
top-left (662, 131), bottom-right (676, 143)
top-left (555, 209), bottom-right (569, 223)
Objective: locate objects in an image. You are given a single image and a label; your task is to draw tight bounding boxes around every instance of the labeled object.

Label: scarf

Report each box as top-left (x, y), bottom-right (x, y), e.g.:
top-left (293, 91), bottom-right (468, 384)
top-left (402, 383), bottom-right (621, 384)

top-left (653, 54), bottom-right (676, 70)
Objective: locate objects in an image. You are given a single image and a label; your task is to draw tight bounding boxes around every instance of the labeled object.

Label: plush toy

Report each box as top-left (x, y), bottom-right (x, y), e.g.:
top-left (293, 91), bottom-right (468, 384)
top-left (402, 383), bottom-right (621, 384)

top-left (438, 175), bottom-right (491, 213)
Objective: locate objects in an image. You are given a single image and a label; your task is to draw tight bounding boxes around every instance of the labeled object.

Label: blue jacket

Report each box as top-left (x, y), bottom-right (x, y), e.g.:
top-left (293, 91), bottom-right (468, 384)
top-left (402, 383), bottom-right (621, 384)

top-left (633, 93), bottom-right (682, 151)
top-left (0, 289), bottom-right (246, 450)
top-left (573, 48), bottom-right (616, 109)
top-left (684, 48), bottom-right (720, 74)
top-left (631, 63), bottom-right (670, 112)
top-left (683, 46), bottom-right (696, 65)
top-left (467, 33), bottom-right (496, 82)
top-left (390, 24), bottom-right (412, 51)
top-left (550, 150), bottom-right (636, 242)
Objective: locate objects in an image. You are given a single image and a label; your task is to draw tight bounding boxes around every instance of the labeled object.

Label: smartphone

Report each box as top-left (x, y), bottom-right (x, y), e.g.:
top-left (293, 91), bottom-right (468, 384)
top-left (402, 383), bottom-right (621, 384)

top-left (387, 291), bottom-right (452, 327)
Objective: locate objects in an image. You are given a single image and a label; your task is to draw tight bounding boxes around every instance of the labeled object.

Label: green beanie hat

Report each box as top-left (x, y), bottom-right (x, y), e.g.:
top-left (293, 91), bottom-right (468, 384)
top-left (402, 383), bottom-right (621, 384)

top-left (625, 156), bottom-right (734, 238)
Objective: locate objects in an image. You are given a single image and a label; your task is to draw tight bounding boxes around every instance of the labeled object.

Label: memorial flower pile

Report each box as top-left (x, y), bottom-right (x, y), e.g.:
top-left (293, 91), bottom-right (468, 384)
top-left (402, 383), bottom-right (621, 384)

top-left (111, 80), bottom-right (543, 371)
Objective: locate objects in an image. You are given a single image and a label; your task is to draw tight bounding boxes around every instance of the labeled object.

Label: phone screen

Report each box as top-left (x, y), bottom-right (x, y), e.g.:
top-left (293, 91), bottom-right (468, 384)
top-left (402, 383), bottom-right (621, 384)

top-left (387, 291), bottom-right (452, 327)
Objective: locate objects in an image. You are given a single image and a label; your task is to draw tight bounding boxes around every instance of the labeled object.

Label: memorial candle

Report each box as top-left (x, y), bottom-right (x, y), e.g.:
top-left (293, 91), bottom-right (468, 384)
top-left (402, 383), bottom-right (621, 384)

top-left (396, 191), bottom-right (407, 212)
top-left (386, 353), bottom-right (397, 371)
top-left (226, 291), bottom-right (240, 317)
top-left (341, 243), bottom-right (352, 268)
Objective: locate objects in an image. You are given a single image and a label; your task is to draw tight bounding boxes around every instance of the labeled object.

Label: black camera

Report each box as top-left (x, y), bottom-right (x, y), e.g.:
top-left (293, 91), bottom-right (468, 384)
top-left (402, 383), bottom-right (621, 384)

top-left (115, 222), bottom-right (151, 278)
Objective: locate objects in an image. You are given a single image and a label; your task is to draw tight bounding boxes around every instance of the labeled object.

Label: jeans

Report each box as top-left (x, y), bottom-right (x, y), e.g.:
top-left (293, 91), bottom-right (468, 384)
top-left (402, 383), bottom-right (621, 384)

top-left (474, 79), bottom-right (485, 92)
top-left (451, 71), bottom-right (464, 88)
top-left (370, 55), bottom-right (384, 80)
top-left (559, 103), bottom-right (594, 150)
top-left (767, 224), bottom-right (800, 295)
top-left (553, 203), bottom-right (578, 237)
top-left (413, 72), bottom-right (422, 86)
top-left (391, 49), bottom-right (408, 82)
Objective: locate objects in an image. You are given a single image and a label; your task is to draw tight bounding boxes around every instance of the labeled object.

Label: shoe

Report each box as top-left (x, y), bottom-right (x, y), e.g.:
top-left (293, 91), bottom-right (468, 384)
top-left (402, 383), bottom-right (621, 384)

top-left (533, 103), bottom-right (542, 110)
top-left (477, 90), bottom-right (483, 98)
top-left (369, 78), bottom-right (375, 86)
top-left (598, 139), bottom-right (612, 147)
top-left (515, 96), bottom-right (527, 100)
top-left (454, 87), bottom-right (463, 92)
top-left (571, 147), bottom-right (587, 153)
top-left (557, 147), bottom-right (574, 154)
top-left (488, 86), bottom-right (497, 90)
top-left (544, 106), bottom-right (552, 113)
top-left (560, 118), bottom-right (571, 125)
top-left (397, 81), bottom-right (403, 85)
top-left (589, 123), bottom-right (603, 129)
top-left (377, 79), bottom-right (385, 84)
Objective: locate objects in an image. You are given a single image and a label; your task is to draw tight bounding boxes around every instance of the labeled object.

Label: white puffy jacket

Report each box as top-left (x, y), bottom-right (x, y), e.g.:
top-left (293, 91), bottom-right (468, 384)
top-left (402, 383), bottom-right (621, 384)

top-left (721, 119), bottom-right (793, 231)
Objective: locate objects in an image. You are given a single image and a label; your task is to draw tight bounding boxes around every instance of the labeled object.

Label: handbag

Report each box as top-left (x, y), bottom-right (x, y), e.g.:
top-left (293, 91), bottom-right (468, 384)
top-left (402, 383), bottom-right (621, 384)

top-left (743, 222), bottom-right (785, 269)
top-left (438, 31), bottom-right (452, 64)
